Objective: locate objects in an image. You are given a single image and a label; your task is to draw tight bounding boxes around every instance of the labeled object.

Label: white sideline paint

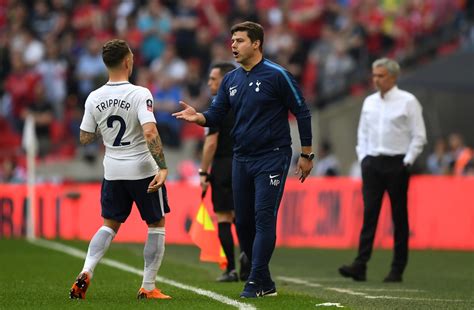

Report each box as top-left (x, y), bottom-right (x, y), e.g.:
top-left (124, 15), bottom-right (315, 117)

top-left (277, 276), bottom-right (468, 303)
top-left (305, 277), bottom-right (348, 283)
top-left (30, 239), bottom-right (256, 310)
top-left (326, 287), bottom-right (366, 296)
top-left (364, 296), bottom-right (467, 302)
top-left (356, 288), bottom-right (425, 292)
top-left (278, 276), bottom-right (322, 287)
top-left (315, 302), bottom-right (345, 307)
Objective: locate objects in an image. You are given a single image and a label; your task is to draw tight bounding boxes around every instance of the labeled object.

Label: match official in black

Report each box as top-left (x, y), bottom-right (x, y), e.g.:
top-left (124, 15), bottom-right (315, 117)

top-left (199, 62), bottom-right (250, 282)
top-left (339, 58), bottom-right (426, 283)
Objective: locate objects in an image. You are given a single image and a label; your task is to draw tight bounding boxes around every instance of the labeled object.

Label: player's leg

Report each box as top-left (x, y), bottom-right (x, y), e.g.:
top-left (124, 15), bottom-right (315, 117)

top-left (240, 150), bottom-right (291, 298)
top-left (212, 157), bottom-right (238, 282)
top-left (132, 178), bottom-right (171, 299)
top-left (70, 179), bottom-right (132, 299)
top-left (82, 219), bottom-right (120, 277)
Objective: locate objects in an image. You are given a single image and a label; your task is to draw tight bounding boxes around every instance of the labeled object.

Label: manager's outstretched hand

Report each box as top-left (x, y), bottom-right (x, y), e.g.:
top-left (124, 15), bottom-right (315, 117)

top-left (172, 101), bottom-right (206, 125)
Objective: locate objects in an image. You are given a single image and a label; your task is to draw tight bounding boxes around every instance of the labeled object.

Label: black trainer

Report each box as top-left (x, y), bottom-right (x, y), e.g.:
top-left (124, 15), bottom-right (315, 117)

top-left (216, 269), bottom-right (238, 282)
top-left (239, 252), bottom-right (250, 282)
top-left (338, 263), bottom-right (367, 281)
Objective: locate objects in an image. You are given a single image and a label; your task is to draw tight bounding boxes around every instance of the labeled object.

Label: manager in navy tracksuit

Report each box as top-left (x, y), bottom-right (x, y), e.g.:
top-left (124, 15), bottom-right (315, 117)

top-left (173, 21), bottom-right (314, 298)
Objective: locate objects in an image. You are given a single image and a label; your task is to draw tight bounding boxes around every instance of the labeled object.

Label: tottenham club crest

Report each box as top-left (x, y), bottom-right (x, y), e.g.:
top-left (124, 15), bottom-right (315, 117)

top-left (249, 81), bottom-right (262, 92)
top-left (255, 80), bottom-right (261, 92)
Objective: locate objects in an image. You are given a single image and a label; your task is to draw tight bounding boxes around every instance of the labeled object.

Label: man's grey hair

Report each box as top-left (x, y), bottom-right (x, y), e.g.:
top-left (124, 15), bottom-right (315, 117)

top-left (372, 58), bottom-right (400, 77)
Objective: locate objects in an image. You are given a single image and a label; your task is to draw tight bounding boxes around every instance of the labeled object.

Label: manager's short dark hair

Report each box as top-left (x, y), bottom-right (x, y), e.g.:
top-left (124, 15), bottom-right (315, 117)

top-left (102, 39), bottom-right (131, 68)
top-left (231, 21), bottom-right (264, 52)
top-left (211, 62), bottom-right (236, 76)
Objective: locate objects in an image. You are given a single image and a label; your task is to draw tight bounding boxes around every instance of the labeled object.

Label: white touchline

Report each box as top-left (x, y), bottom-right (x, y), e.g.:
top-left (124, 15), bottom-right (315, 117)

top-left (277, 276), bottom-right (468, 303)
top-left (315, 302), bottom-right (345, 308)
top-left (278, 276), bottom-right (322, 287)
top-left (303, 277), bottom-right (348, 283)
top-left (364, 296), bottom-right (467, 302)
top-left (30, 239), bottom-right (256, 310)
top-left (356, 288), bottom-right (425, 292)
top-left (326, 287), bottom-right (366, 296)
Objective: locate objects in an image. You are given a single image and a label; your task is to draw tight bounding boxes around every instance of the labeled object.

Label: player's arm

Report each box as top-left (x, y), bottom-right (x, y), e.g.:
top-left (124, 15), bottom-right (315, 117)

top-left (136, 88), bottom-right (169, 192)
top-left (143, 122), bottom-right (167, 169)
top-left (79, 128), bottom-right (101, 145)
top-left (199, 131), bottom-right (218, 193)
top-left (79, 95), bottom-right (100, 145)
top-left (143, 122), bottom-right (168, 192)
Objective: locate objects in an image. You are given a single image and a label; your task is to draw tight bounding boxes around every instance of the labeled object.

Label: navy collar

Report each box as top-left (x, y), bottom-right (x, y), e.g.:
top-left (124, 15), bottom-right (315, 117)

top-left (241, 57), bottom-right (265, 73)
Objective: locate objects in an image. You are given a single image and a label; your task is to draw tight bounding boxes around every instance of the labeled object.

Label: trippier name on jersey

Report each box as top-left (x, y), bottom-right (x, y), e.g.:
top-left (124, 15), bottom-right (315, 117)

top-left (96, 98), bottom-right (131, 112)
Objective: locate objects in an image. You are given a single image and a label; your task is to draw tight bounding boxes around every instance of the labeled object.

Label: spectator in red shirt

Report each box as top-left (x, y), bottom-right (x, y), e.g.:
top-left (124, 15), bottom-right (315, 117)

top-left (4, 52), bottom-right (41, 132)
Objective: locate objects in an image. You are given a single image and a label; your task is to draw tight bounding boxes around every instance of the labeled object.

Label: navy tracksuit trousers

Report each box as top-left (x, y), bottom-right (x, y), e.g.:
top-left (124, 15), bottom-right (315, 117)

top-left (232, 148), bottom-right (291, 285)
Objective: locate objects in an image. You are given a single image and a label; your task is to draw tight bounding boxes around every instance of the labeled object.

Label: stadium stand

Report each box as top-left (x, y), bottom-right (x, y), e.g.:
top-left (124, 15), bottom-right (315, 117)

top-left (0, 0), bottom-right (470, 181)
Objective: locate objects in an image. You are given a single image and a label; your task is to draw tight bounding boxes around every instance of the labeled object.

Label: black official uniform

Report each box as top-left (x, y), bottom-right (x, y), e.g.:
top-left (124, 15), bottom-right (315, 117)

top-left (208, 111), bottom-right (235, 212)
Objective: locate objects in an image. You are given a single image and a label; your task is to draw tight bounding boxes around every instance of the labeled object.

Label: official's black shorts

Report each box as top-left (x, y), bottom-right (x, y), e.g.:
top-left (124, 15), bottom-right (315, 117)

top-left (210, 157), bottom-right (234, 213)
top-left (100, 176), bottom-right (170, 224)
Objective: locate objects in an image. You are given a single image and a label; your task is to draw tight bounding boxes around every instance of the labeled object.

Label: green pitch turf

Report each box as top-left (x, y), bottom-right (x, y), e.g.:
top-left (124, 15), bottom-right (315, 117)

top-left (0, 238), bottom-right (472, 309)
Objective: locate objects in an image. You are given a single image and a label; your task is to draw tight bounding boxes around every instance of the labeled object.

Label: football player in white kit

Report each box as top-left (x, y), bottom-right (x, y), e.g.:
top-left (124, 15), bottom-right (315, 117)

top-left (70, 39), bottom-right (171, 300)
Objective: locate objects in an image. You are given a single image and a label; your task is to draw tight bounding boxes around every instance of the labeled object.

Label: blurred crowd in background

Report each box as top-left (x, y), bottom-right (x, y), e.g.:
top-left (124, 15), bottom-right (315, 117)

top-left (0, 0), bottom-right (472, 182)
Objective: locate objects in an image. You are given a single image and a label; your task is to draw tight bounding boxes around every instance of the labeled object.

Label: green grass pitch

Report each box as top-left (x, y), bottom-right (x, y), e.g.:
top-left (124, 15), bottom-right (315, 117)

top-left (0, 238), bottom-right (472, 309)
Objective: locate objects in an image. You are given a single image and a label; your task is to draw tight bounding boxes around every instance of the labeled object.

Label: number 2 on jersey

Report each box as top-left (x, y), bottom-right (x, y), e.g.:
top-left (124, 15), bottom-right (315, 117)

top-left (107, 115), bottom-right (130, 146)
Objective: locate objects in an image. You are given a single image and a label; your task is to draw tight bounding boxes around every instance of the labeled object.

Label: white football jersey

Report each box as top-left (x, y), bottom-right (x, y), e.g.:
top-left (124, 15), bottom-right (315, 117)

top-left (80, 81), bottom-right (158, 180)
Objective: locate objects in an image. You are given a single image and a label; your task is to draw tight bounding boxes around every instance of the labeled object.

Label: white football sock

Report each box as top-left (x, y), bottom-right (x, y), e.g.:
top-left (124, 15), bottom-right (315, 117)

top-left (82, 226), bottom-right (116, 278)
top-left (141, 227), bottom-right (165, 291)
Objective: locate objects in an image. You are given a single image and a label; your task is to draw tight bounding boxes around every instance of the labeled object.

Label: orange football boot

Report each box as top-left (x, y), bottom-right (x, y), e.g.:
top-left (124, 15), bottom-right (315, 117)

top-left (137, 287), bottom-right (171, 299)
top-left (69, 272), bottom-right (91, 299)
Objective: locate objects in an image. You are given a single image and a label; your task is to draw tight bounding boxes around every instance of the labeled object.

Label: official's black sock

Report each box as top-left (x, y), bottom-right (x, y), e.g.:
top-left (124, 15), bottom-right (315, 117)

top-left (218, 222), bottom-right (235, 271)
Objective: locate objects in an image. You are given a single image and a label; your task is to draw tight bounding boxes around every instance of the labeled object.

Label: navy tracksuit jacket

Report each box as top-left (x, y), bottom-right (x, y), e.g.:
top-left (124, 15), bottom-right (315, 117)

top-left (203, 58), bottom-right (312, 285)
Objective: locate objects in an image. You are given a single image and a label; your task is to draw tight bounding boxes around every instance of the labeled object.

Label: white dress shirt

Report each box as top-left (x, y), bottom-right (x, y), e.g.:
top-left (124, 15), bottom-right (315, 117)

top-left (356, 86), bottom-right (427, 165)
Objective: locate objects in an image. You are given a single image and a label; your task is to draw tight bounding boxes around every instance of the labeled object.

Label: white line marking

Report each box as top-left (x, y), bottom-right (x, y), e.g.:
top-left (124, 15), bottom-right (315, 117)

top-left (356, 288), bottom-right (425, 292)
top-left (278, 276), bottom-right (322, 287)
top-left (277, 276), bottom-right (469, 303)
top-left (364, 295), bottom-right (467, 302)
top-left (30, 239), bottom-right (256, 310)
top-left (304, 278), bottom-right (348, 283)
top-left (316, 302), bottom-right (345, 307)
top-left (326, 287), bottom-right (366, 296)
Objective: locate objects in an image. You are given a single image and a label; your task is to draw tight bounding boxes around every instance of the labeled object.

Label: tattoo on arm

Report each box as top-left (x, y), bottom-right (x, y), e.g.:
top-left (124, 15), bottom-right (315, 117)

top-left (147, 134), bottom-right (167, 169)
top-left (79, 130), bottom-right (100, 145)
